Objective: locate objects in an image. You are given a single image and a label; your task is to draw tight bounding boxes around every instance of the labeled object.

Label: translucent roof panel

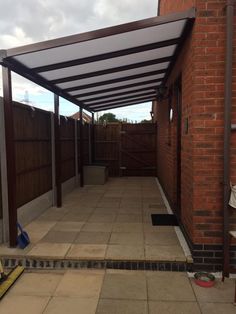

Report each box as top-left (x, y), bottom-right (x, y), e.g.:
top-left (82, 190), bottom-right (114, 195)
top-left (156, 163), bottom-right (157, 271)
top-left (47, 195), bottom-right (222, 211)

top-left (2, 8), bottom-right (195, 112)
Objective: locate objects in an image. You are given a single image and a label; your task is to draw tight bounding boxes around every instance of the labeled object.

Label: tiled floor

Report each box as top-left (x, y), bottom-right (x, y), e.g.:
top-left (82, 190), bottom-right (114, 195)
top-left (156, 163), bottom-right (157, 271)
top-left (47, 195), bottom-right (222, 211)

top-left (0, 177), bottom-right (190, 263)
top-left (0, 270), bottom-right (235, 314)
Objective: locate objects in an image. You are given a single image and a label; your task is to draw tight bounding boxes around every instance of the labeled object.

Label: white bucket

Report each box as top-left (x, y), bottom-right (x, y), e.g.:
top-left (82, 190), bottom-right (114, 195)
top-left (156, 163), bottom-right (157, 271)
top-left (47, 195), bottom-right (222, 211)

top-left (229, 185), bottom-right (236, 209)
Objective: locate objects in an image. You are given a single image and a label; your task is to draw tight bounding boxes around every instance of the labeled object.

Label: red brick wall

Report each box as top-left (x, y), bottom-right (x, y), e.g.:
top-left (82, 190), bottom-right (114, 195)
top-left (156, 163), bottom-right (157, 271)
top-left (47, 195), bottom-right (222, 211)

top-left (155, 0), bottom-right (236, 246)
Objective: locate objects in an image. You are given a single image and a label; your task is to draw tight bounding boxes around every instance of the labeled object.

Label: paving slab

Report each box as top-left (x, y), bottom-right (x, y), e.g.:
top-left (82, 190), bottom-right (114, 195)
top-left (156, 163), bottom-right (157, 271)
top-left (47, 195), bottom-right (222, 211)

top-left (106, 244), bottom-right (144, 260)
top-left (96, 299), bottom-right (148, 314)
top-left (82, 223), bottom-right (113, 232)
top-left (191, 278), bottom-right (235, 303)
top-left (112, 223), bottom-right (143, 233)
top-left (144, 232), bottom-right (179, 246)
top-left (27, 243), bottom-right (71, 258)
top-left (54, 271), bottom-right (104, 298)
top-left (149, 301), bottom-right (201, 314)
top-left (199, 302), bottom-right (236, 314)
top-left (109, 232), bottom-right (144, 245)
top-left (7, 272), bottom-right (63, 296)
top-left (0, 295), bottom-right (50, 314)
top-left (88, 214), bottom-right (117, 223)
top-left (44, 297), bottom-right (98, 314)
top-left (100, 273), bottom-right (147, 300)
top-left (66, 244), bottom-right (107, 259)
top-left (75, 231), bottom-right (111, 244)
top-left (40, 230), bottom-right (78, 243)
top-left (145, 245), bottom-right (185, 261)
top-left (147, 272), bottom-right (196, 301)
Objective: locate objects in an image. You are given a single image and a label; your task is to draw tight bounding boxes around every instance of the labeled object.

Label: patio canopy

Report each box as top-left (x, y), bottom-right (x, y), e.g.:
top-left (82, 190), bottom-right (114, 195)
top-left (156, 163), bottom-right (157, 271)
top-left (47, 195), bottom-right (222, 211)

top-left (0, 8), bottom-right (195, 112)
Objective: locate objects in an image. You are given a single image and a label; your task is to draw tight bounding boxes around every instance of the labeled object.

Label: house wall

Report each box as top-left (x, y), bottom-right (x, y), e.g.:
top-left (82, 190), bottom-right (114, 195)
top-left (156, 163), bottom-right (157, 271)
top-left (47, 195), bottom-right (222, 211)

top-left (155, 0), bottom-right (236, 270)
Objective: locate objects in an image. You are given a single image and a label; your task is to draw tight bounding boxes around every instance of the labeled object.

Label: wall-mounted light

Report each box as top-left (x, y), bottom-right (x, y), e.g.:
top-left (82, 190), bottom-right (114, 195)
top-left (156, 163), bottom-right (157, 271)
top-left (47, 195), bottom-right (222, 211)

top-left (156, 86), bottom-right (168, 101)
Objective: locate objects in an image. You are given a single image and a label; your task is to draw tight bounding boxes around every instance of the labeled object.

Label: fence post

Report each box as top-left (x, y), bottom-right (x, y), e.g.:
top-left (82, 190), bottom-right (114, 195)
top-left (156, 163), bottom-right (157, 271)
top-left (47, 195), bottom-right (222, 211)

top-left (79, 108), bottom-right (84, 187)
top-left (74, 119), bottom-right (79, 185)
top-left (2, 67), bottom-right (17, 247)
top-left (50, 112), bottom-right (56, 206)
top-left (54, 94), bottom-right (62, 207)
top-left (91, 113), bottom-right (95, 163)
top-left (0, 97), bottom-right (10, 243)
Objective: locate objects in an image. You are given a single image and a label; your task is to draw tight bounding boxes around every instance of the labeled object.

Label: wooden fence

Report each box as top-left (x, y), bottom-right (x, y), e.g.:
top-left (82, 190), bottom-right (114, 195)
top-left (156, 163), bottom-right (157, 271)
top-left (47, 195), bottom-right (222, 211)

top-left (94, 122), bottom-right (157, 177)
top-left (14, 103), bottom-right (52, 208)
top-left (2, 101), bottom-right (157, 208)
top-left (12, 102), bottom-right (90, 208)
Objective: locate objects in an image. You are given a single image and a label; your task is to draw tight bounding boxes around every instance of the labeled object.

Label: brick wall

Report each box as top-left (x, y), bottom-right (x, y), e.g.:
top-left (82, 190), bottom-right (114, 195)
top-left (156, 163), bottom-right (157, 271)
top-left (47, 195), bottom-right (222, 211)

top-left (155, 0), bottom-right (236, 270)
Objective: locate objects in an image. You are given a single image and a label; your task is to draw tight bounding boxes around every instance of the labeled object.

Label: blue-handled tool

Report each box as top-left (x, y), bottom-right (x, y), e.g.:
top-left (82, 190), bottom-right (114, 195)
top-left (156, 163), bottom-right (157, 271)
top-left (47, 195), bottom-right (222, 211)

top-left (17, 223), bottom-right (30, 249)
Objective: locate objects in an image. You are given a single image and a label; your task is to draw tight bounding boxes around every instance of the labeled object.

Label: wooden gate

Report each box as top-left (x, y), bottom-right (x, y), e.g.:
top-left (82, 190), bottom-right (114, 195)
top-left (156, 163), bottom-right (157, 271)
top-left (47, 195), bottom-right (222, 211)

top-left (120, 123), bottom-right (156, 176)
top-left (94, 123), bottom-right (156, 177)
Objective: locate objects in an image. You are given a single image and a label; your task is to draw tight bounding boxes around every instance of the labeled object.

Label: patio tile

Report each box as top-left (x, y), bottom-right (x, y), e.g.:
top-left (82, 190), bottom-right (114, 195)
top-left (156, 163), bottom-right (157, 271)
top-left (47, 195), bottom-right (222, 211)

top-left (106, 244), bottom-right (144, 260)
top-left (93, 208), bottom-right (118, 215)
top-left (60, 213), bottom-right (90, 222)
top-left (145, 245), bottom-right (186, 261)
top-left (25, 220), bottom-right (56, 233)
top-left (55, 271), bottom-right (104, 298)
top-left (27, 243), bottom-right (71, 258)
top-left (109, 232), bottom-right (144, 245)
top-left (82, 223), bottom-right (113, 232)
top-left (40, 230), bottom-right (78, 243)
top-left (0, 295), bottom-right (50, 314)
top-left (52, 221), bottom-right (84, 232)
top-left (143, 224), bottom-right (175, 233)
top-left (74, 232), bottom-right (111, 244)
top-left (112, 223), bottom-right (143, 233)
top-left (96, 299), bottom-right (148, 314)
top-left (97, 201), bottom-right (120, 208)
top-left (8, 272), bottom-right (62, 296)
top-left (118, 207), bottom-right (142, 215)
top-left (144, 232), bottom-right (179, 246)
top-left (66, 244), bottom-right (107, 259)
top-left (100, 273), bottom-right (147, 300)
top-left (0, 244), bottom-right (34, 256)
top-left (115, 214), bottom-right (142, 223)
top-left (199, 302), bottom-right (236, 314)
top-left (25, 221), bottom-right (57, 242)
top-left (44, 297), bottom-right (98, 314)
top-left (149, 301), bottom-right (201, 314)
top-left (88, 214), bottom-right (116, 223)
top-left (191, 278), bottom-right (235, 303)
top-left (147, 272), bottom-right (196, 301)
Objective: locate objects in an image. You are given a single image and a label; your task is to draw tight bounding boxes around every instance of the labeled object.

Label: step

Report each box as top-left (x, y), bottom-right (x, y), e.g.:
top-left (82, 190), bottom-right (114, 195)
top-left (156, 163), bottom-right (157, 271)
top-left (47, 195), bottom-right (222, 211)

top-left (1, 257), bottom-right (193, 272)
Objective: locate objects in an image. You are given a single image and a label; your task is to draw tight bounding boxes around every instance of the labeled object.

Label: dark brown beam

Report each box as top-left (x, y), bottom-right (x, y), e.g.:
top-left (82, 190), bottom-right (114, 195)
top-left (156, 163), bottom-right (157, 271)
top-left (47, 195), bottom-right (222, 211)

top-left (93, 99), bottom-right (155, 112)
top-left (91, 96), bottom-right (156, 111)
top-left (79, 108), bottom-right (84, 187)
top-left (87, 92), bottom-right (156, 107)
top-left (2, 58), bottom-right (91, 112)
top-left (6, 8), bottom-right (195, 57)
top-left (73, 81), bottom-right (160, 98)
top-left (50, 58), bottom-right (169, 84)
top-left (34, 48), bottom-right (172, 74)
top-left (54, 94), bottom-right (62, 207)
top-left (64, 71), bottom-right (164, 92)
top-left (2, 66), bottom-right (17, 247)
top-left (81, 86), bottom-right (157, 103)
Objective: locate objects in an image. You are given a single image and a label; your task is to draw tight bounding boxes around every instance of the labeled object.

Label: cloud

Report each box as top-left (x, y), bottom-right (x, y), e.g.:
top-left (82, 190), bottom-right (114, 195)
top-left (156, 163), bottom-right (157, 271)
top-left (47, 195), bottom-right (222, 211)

top-left (0, 0), bottom-right (157, 119)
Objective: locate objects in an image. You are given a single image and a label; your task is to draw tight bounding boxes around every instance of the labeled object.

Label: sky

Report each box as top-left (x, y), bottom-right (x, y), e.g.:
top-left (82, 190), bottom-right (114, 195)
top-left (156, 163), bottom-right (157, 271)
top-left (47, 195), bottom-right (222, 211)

top-left (0, 0), bottom-right (158, 121)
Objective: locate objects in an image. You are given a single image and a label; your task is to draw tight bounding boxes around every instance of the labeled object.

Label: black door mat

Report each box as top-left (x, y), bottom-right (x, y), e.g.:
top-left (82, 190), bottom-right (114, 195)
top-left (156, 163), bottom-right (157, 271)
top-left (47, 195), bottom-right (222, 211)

top-left (151, 214), bottom-right (179, 226)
